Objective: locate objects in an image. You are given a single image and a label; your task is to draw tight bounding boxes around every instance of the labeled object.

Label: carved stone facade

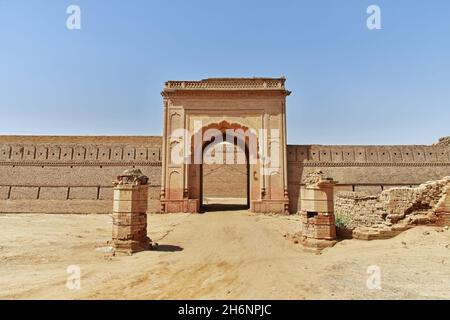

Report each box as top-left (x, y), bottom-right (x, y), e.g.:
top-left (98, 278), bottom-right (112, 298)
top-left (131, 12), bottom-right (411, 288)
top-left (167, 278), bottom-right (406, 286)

top-left (160, 78), bottom-right (290, 213)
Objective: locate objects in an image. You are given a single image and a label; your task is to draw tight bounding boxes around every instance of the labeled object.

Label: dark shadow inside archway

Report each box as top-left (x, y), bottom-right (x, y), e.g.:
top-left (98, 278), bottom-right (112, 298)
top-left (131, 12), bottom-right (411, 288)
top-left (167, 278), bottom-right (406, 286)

top-left (200, 132), bottom-right (250, 213)
top-left (200, 203), bottom-right (249, 212)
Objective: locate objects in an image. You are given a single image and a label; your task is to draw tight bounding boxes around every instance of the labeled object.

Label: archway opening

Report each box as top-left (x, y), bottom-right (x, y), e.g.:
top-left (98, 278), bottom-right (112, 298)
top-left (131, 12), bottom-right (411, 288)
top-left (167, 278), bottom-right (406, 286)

top-left (200, 136), bottom-right (250, 212)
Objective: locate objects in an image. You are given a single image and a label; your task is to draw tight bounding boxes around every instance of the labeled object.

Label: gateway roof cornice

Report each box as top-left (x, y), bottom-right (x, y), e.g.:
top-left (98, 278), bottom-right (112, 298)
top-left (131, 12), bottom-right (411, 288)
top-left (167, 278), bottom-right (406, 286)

top-left (163, 77), bottom-right (290, 94)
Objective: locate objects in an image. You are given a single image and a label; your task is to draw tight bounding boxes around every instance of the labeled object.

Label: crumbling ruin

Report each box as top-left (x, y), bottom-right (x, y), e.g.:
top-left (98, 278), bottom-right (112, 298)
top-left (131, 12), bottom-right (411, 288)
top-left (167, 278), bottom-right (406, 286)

top-left (335, 176), bottom-right (450, 240)
top-left (434, 136), bottom-right (450, 147)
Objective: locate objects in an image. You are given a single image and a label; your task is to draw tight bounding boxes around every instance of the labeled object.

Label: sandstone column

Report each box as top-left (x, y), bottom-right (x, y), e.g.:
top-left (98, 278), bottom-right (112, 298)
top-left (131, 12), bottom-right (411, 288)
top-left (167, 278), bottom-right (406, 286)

top-left (300, 171), bottom-right (338, 251)
top-left (112, 169), bottom-right (151, 254)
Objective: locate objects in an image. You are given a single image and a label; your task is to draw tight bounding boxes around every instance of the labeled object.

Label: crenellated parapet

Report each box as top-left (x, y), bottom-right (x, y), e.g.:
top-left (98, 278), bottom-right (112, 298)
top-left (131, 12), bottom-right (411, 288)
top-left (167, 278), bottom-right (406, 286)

top-left (0, 136), bottom-right (162, 166)
top-left (287, 145), bottom-right (450, 165)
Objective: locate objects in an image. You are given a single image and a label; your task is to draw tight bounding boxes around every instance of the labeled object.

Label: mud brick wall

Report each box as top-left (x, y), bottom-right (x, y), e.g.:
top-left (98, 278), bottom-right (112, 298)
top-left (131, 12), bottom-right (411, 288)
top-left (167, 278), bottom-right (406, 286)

top-left (202, 143), bottom-right (248, 200)
top-left (335, 176), bottom-right (450, 229)
top-left (287, 144), bottom-right (450, 213)
top-left (203, 163), bottom-right (247, 199)
top-left (0, 136), bottom-right (162, 213)
top-left (334, 192), bottom-right (385, 229)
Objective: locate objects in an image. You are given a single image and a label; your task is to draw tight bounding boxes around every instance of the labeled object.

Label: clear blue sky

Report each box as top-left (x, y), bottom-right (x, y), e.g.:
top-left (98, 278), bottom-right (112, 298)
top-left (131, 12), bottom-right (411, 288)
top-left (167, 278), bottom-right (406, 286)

top-left (0, 0), bottom-right (449, 145)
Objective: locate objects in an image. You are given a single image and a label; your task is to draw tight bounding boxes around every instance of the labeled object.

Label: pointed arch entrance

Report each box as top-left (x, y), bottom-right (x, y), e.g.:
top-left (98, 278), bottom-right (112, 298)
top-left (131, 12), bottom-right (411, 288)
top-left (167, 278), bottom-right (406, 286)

top-left (200, 130), bottom-right (250, 211)
top-left (189, 121), bottom-right (255, 211)
top-left (160, 78), bottom-right (290, 214)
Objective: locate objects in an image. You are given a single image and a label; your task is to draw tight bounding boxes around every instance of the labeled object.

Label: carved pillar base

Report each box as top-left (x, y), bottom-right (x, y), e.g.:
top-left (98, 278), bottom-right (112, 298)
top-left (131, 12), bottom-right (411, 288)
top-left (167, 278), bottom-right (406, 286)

top-left (298, 211), bottom-right (337, 252)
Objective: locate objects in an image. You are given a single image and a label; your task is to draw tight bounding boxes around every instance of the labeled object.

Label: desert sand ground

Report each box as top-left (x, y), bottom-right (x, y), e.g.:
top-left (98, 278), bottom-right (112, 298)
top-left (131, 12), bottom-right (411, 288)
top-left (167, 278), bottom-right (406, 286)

top-left (0, 210), bottom-right (450, 300)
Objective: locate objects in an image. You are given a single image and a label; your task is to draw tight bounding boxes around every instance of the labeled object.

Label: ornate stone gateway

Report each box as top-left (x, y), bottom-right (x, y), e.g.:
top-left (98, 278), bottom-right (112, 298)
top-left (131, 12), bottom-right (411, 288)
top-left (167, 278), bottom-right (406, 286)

top-left (160, 78), bottom-right (291, 213)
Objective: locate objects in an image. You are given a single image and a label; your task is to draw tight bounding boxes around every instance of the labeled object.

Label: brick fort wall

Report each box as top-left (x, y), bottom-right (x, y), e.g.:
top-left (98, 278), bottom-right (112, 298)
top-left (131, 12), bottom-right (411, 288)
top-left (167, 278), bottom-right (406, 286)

top-left (1, 136), bottom-right (449, 213)
top-left (0, 136), bottom-right (162, 213)
top-left (287, 144), bottom-right (450, 213)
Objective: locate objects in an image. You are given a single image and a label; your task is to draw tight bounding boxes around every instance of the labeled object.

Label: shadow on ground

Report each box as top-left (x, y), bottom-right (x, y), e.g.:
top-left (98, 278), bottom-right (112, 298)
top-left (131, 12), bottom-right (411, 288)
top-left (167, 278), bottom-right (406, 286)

top-left (153, 244), bottom-right (184, 252)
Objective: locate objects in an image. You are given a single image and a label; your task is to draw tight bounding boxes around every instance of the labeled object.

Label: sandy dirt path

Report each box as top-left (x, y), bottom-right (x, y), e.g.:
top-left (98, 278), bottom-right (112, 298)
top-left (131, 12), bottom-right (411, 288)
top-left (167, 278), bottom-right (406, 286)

top-left (0, 211), bottom-right (449, 299)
